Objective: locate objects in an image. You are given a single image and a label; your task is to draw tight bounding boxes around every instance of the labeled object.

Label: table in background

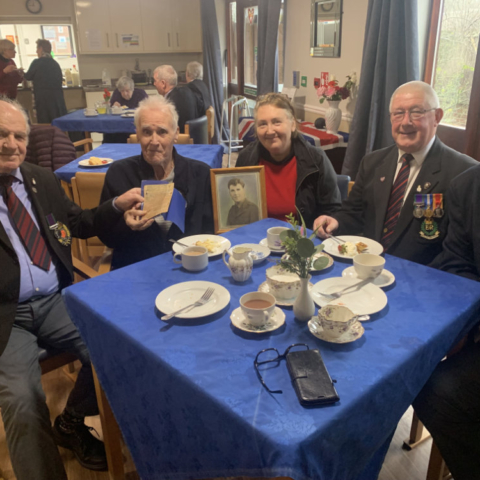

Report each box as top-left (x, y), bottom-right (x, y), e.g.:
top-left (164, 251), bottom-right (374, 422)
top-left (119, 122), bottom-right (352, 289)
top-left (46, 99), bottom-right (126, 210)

top-left (52, 110), bottom-right (136, 134)
top-left (54, 143), bottom-right (224, 183)
top-left (63, 218), bottom-right (480, 480)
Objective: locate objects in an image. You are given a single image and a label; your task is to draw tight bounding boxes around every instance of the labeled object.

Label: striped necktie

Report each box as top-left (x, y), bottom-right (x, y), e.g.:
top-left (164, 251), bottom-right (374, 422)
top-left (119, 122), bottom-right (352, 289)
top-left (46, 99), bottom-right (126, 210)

top-left (0, 175), bottom-right (51, 271)
top-left (380, 153), bottom-right (413, 250)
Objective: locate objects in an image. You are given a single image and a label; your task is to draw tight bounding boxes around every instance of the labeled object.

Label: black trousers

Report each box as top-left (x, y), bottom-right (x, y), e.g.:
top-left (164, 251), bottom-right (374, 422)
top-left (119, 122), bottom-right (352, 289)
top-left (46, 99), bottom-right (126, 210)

top-left (413, 341), bottom-right (480, 480)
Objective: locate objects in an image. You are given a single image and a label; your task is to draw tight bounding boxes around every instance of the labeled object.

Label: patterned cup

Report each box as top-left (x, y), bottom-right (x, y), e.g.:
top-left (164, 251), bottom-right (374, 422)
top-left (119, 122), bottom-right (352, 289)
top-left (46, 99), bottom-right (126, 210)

top-left (266, 265), bottom-right (301, 300)
top-left (318, 305), bottom-right (358, 338)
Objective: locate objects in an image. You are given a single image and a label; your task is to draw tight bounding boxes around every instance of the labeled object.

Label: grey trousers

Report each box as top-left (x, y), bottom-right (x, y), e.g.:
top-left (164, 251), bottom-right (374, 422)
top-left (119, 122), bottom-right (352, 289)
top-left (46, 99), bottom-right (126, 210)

top-left (0, 293), bottom-right (98, 480)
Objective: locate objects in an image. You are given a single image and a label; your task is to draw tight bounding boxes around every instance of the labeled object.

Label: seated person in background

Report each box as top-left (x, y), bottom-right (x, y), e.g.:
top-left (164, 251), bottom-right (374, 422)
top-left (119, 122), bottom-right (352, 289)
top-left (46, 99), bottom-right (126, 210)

top-left (227, 177), bottom-right (259, 226)
top-left (235, 92), bottom-right (341, 228)
top-left (98, 95), bottom-right (214, 269)
top-left (0, 96), bottom-right (143, 480)
top-left (103, 76), bottom-right (148, 144)
top-left (153, 65), bottom-right (198, 133)
top-left (0, 39), bottom-right (23, 100)
top-left (185, 61), bottom-right (213, 117)
top-left (314, 81), bottom-right (477, 266)
top-left (413, 163), bottom-right (480, 480)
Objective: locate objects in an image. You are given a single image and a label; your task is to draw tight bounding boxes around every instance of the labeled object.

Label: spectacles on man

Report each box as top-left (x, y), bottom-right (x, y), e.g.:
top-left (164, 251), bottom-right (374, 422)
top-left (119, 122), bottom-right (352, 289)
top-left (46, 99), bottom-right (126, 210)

top-left (390, 108), bottom-right (437, 122)
top-left (254, 343), bottom-right (309, 394)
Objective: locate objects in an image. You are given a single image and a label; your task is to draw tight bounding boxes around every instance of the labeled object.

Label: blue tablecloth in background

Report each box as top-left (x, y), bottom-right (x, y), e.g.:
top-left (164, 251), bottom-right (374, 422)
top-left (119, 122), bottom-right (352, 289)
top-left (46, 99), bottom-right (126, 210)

top-left (63, 218), bottom-right (480, 480)
top-left (54, 143), bottom-right (224, 182)
top-left (52, 110), bottom-right (136, 134)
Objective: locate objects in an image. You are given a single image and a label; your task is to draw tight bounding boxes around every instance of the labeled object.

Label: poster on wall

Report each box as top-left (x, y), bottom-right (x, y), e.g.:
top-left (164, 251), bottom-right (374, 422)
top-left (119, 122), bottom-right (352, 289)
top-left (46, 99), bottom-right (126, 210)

top-left (41, 25), bottom-right (73, 56)
top-left (120, 34), bottom-right (140, 48)
top-left (86, 29), bottom-right (102, 50)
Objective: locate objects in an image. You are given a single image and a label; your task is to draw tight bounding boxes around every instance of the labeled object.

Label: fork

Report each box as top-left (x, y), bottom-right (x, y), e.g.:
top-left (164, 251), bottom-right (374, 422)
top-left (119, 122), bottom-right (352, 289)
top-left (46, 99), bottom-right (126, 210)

top-left (326, 234), bottom-right (346, 244)
top-left (315, 278), bottom-right (371, 300)
top-left (161, 287), bottom-right (215, 321)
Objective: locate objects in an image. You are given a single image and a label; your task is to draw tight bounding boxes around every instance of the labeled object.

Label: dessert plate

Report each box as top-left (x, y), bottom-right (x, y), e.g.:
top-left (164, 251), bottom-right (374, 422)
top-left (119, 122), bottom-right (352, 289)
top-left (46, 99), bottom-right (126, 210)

top-left (172, 235), bottom-right (231, 257)
top-left (322, 236), bottom-right (383, 260)
top-left (342, 267), bottom-right (395, 288)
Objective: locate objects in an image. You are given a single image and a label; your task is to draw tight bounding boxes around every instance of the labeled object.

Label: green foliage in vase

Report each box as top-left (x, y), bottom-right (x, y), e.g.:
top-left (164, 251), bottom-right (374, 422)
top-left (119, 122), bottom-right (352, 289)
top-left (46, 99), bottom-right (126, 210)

top-left (278, 210), bottom-right (329, 279)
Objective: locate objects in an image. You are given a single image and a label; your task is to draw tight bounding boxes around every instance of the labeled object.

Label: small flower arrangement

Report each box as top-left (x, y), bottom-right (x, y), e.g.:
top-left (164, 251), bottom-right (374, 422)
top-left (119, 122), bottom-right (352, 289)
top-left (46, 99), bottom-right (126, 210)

top-left (103, 88), bottom-right (111, 103)
top-left (316, 73), bottom-right (356, 104)
top-left (278, 210), bottom-right (330, 279)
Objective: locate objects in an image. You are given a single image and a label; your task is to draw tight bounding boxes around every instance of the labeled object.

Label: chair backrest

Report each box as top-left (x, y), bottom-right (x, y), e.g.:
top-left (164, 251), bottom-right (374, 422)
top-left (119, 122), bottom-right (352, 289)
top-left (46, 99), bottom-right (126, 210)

top-left (128, 134), bottom-right (139, 143)
top-left (177, 133), bottom-right (194, 144)
top-left (336, 174), bottom-right (351, 201)
top-left (348, 181), bottom-right (355, 197)
top-left (206, 106), bottom-right (215, 144)
top-left (185, 115), bottom-right (208, 144)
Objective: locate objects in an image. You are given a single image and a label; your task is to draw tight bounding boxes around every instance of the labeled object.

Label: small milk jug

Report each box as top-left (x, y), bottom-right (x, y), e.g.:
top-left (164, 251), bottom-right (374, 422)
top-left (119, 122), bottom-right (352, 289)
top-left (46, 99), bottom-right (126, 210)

top-left (223, 247), bottom-right (253, 282)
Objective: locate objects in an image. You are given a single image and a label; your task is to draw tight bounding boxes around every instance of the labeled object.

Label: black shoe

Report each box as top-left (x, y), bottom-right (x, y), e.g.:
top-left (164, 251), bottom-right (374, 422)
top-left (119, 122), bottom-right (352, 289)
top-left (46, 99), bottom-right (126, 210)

top-left (52, 416), bottom-right (108, 471)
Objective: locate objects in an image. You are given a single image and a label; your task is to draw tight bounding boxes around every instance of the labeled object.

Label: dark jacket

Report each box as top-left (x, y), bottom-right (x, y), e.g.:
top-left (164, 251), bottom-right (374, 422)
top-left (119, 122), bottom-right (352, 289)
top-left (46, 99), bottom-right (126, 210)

top-left (236, 135), bottom-right (342, 228)
top-left (109, 88), bottom-right (148, 108)
top-left (334, 138), bottom-right (478, 266)
top-left (0, 55), bottom-right (23, 99)
top-left (0, 162), bottom-right (121, 356)
top-left (167, 85), bottom-right (198, 133)
top-left (99, 149), bottom-right (214, 269)
top-left (186, 79), bottom-right (212, 116)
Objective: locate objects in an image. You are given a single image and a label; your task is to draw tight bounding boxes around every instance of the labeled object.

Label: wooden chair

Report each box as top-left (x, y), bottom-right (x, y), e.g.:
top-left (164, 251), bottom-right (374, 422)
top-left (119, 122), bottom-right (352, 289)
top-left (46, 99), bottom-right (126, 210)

top-left (127, 133), bottom-right (193, 144)
top-left (71, 173), bottom-right (112, 273)
top-left (348, 181), bottom-right (355, 196)
top-left (127, 134), bottom-right (138, 143)
top-left (206, 106), bottom-right (215, 144)
top-left (185, 115), bottom-right (208, 144)
top-left (72, 137), bottom-right (93, 154)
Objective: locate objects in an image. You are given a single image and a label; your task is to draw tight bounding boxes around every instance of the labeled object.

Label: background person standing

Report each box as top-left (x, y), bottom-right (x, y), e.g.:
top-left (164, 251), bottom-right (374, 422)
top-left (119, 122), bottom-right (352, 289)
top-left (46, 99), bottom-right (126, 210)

top-left (0, 39), bottom-right (23, 100)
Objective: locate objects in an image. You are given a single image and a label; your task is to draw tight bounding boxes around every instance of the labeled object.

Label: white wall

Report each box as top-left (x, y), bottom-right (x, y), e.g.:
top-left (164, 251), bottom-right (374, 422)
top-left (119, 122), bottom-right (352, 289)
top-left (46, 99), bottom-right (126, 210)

top-left (284, 0), bottom-right (368, 128)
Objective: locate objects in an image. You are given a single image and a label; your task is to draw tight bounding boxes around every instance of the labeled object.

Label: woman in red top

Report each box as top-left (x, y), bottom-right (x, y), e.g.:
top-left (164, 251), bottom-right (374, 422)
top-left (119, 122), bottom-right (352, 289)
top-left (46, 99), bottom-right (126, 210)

top-left (236, 93), bottom-right (341, 228)
top-left (0, 39), bottom-right (23, 99)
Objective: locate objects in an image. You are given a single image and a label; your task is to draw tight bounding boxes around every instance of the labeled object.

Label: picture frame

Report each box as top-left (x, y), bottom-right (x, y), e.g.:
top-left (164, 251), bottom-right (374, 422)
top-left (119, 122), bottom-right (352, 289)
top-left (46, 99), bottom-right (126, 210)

top-left (210, 166), bottom-right (268, 234)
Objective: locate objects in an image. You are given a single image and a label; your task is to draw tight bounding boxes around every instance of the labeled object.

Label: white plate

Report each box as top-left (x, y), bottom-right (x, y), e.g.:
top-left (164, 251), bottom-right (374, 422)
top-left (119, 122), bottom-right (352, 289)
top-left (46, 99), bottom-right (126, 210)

top-left (78, 158), bottom-right (113, 168)
top-left (111, 110), bottom-right (123, 115)
top-left (155, 281), bottom-right (230, 319)
top-left (311, 277), bottom-right (388, 315)
top-left (230, 306), bottom-right (285, 333)
top-left (322, 236), bottom-right (383, 260)
top-left (342, 266), bottom-right (395, 288)
top-left (258, 281), bottom-right (314, 307)
top-left (260, 238), bottom-right (285, 254)
top-left (121, 113), bottom-right (135, 118)
top-left (84, 113), bottom-right (98, 117)
top-left (227, 243), bottom-right (270, 265)
top-left (282, 251), bottom-right (334, 272)
top-left (172, 234), bottom-right (231, 258)
top-left (308, 318), bottom-right (365, 343)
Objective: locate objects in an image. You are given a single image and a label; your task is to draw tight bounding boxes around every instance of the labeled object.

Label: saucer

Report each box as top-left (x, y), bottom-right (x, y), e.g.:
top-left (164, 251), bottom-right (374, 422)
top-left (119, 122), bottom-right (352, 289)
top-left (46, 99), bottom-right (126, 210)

top-left (258, 281), bottom-right (314, 307)
top-left (308, 318), bottom-right (365, 343)
top-left (230, 306), bottom-right (285, 333)
top-left (260, 238), bottom-right (285, 254)
top-left (342, 267), bottom-right (395, 288)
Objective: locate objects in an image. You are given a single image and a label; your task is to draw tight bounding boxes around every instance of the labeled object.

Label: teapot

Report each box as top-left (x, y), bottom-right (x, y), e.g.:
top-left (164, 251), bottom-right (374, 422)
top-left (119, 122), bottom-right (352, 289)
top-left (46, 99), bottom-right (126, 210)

top-left (223, 246), bottom-right (253, 282)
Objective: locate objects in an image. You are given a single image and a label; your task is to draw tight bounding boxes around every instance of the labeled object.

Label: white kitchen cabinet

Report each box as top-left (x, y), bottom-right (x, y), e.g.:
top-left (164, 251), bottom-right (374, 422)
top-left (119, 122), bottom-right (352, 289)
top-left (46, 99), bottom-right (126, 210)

top-left (140, 0), bottom-right (174, 53)
top-left (171, 0), bottom-right (202, 53)
top-left (75, 0), bottom-right (113, 53)
top-left (109, 0), bottom-right (144, 53)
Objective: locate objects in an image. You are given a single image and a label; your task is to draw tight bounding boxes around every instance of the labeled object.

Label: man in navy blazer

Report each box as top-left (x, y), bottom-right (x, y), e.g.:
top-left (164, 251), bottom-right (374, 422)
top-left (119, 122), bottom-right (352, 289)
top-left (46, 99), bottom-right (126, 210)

top-left (314, 81), bottom-right (477, 266)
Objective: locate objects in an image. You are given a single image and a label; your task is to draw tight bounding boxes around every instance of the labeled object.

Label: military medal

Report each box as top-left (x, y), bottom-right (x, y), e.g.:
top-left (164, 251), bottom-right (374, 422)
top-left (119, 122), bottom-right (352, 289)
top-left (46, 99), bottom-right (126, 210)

top-left (413, 194), bottom-right (424, 218)
top-left (46, 214), bottom-right (71, 246)
top-left (419, 195), bottom-right (440, 239)
top-left (432, 193), bottom-right (444, 218)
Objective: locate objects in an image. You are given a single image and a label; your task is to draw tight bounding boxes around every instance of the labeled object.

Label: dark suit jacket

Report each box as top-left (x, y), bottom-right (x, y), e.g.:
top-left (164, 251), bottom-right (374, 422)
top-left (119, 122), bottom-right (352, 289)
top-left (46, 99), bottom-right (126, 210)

top-left (167, 85), bottom-right (198, 133)
top-left (431, 164), bottom-right (480, 280)
top-left (186, 79), bottom-right (212, 117)
top-left (0, 162), bottom-right (121, 356)
top-left (334, 138), bottom-right (477, 266)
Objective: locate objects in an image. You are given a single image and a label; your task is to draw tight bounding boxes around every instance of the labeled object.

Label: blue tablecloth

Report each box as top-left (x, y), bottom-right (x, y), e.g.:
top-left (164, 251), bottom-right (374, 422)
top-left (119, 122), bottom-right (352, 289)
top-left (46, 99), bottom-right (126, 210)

top-left (52, 110), bottom-right (136, 134)
top-left (54, 144), bottom-right (224, 182)
top-left (63, 218), bottom-right (480, 480)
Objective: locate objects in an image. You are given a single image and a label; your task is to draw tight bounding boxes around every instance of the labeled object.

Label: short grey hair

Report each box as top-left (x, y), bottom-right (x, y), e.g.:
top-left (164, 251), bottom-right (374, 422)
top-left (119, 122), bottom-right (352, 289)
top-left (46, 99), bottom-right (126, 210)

top-left (390, 81), bottom-right (441, 111)
top-left (134, 95), bottom-right (179, 131)
top-left (153, 65), bottom-right (177, 87)
top-left (0, 95), bottom-right (31, 140)
top-left (186, 61), bottom-right (203, 81)
top-left (116, 76), bottom-right (135, 92)
top-left (0, 39), bottom-right (15, 56)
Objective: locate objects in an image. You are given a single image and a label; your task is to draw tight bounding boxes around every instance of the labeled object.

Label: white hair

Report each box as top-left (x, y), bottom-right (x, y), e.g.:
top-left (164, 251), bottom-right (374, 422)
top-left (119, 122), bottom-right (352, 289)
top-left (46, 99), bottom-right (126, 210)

top-left (153, 65), bottom-right (177, 87)
top-left (0, 95), bottom-right (31, 140)
top-left (186, 61), bottom-right (203, 81)
top-left (389, 81), bottom-right (440, 111)
top-left (116, 76), bottom-right (135, 92)
top-left (134, 95), bottom-right (178, 130)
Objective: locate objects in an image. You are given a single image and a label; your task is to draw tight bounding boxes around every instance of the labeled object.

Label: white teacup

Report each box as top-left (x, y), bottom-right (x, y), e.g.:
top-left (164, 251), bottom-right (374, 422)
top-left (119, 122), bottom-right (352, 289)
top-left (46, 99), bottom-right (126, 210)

top-left (111, 106), bottom-right (123, 114)
top-left (266, 226), bottom-right (289, 250)
top-left (84, 107), bottom-right (96, 115)
top-left (266, 265), bottom-right (301, 300)
top-left (353, 253), bottom-right (385, 279)
top-left (318, 305), bottom-right (358, 338)
top-left (240, 292), bottom-right (276, 326)
top-left (173, 246), bottom-right (208, 271)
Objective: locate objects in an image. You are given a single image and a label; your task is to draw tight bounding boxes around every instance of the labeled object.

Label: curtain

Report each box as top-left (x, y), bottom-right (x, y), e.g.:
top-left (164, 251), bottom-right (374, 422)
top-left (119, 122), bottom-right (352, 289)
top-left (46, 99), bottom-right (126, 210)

top-left (200, 0), bottom-right (228, 143)
top-left (257, 0), bottom-right (282, 95)
top-left (341, 0), bottom-right (420, 180)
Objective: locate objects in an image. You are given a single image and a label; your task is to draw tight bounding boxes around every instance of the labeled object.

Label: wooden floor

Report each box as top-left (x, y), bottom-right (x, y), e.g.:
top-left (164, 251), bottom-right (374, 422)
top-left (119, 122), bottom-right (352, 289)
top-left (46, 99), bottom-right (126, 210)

top-left (0, 364), bottom-right (434, 480)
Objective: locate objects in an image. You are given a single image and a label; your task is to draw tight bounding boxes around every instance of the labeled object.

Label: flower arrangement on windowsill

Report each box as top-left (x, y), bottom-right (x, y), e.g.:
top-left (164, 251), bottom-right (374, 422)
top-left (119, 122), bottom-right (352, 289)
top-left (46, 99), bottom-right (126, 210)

top-left (316, 73), bottom-right (356, 104)
top-left (278, 210), bottom-right (330, 279)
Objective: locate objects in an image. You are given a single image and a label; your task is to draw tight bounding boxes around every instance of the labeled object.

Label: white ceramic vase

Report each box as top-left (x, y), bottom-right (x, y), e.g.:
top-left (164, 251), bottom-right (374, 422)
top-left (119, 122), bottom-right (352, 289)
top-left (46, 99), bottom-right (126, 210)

top-left (325, 100), bottom-right (342, 134)
top-left (293, 275), bottom-right (315, 322)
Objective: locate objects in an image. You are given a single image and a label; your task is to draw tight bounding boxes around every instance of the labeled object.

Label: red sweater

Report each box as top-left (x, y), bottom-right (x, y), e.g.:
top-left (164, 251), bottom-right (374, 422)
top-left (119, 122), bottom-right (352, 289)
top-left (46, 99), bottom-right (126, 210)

top-left (0, 56), bottom-right (23, 99)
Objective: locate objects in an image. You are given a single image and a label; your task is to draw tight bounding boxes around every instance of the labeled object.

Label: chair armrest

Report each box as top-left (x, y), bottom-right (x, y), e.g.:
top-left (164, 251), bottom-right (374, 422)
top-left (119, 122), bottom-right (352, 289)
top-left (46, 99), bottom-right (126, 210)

top-left (72, 257), bottom-right (101, 279)
top-left (73, 138), bottom-right (93, 153)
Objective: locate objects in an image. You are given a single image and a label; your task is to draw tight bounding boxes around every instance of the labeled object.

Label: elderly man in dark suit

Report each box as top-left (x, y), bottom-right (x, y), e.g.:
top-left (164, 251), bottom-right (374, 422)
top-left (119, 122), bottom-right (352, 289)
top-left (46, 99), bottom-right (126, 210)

top-left (413, 164), bottom-right (480, 480)
top-left (0, 96), bottom-right (142, 480)
top-left (185, 61), bottom-right (213, 117)
top-left (314, 81), bottom-right (477, 266)
top-left (153, 64), bottom-right (197, 133)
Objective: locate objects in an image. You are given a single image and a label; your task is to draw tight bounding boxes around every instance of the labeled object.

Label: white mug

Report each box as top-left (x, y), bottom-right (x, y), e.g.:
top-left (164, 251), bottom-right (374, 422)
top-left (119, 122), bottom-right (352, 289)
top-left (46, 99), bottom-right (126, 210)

top-left (353, 254), bottom-right (385, 279)
top-left (111, 106), bottom-right (123, 114)
top-left (173, 246), bottom-right (208, 271)
top-left (84, 107), bottom-right (96, 115)
top-left (266, 226), bottom-right (290, 250)
top-left (240, 292), bottom-right (276, 326)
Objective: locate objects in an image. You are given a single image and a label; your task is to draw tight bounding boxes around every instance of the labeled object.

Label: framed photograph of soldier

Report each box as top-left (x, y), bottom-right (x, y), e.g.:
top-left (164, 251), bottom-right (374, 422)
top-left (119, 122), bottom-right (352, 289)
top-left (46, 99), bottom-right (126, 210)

top-left (210, 166), bottom-right (268, 234)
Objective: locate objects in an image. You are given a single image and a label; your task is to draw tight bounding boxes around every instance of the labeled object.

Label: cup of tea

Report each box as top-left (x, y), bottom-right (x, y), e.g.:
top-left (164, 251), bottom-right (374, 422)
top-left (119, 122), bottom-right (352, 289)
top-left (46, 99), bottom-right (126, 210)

top-left (353, 254), bottom-right (385, 279)
top-left (84, 107), bottom-right (96, 115)
top-left (240, 292), bottom-right (276, 326)
top-left (318, 305), bottom-right (358, 338)
top-left (173, 246), bottom-right (208, 271)
top-left (266, 226), bottom-right (290, 250)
